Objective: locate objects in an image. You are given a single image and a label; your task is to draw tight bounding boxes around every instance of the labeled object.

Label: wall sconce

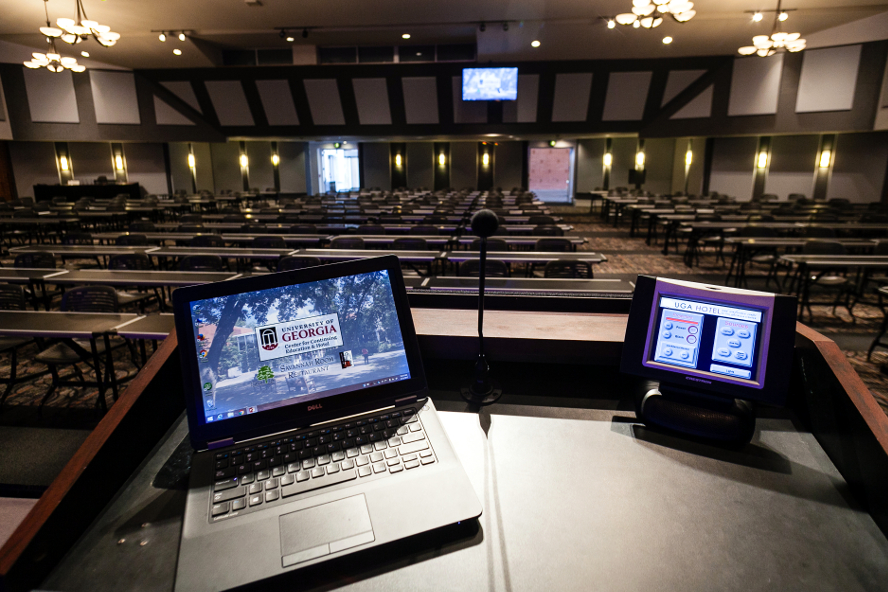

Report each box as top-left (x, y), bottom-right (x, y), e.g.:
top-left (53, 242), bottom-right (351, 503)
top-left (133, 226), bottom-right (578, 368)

top-left (187, 153), bottom-right (195, 168)
top-left (115, 155), bottom-right (124, 170)
top-left (59, 156), bottom-right (69, 171)
top-left (603, 153), bottom-right (613, 167)
top-left (239, 154), bottom-right (249, 168)
top-left (334, 142), bottom-right (341, 149)
top-left (395, 154), bottom-right (402, 167)
top-left (438, 153), bottom-right (446, 166)
top-left (819, 150), bottom-right (831, 169)
top-left (757, 151), bottom-right (768, 168)
top-left (482, 153), bottom-right (490, 167)
top-left (685, 150), bottom-right (693, 167)
top-left (271, 154), bottom-right (280, 166)
top-left (635, 151), bottom-right (645, 170)
top-left (549, 140), bottom-right (556, 147)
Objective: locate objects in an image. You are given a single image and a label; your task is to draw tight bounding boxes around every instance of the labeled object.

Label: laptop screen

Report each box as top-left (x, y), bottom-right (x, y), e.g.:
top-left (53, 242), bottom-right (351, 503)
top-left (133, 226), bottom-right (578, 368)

top-left (187, 269), bottom-right (411, 425)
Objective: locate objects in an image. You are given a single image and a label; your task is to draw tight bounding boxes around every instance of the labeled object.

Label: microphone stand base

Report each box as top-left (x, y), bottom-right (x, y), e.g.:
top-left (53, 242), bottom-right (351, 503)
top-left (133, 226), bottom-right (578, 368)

top-left (460, 380), bottom-right (503, 406)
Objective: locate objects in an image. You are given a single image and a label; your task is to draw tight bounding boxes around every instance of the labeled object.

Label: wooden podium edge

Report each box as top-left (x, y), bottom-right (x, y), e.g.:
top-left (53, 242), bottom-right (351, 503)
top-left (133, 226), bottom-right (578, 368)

top-left (0, 330), bottom-right (184, 592)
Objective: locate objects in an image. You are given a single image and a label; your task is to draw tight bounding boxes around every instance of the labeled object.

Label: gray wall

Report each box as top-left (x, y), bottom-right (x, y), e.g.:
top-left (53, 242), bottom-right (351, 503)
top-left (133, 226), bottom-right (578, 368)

top-left (124, 143), bottom-right (167, 196)
top-left (609, 137), bottom-right (638, 189)
top-left (67, 142), bottom-right (114, 184)
top-left (210, 142), bottom-right (243, 193)
top-left (245, 141), bottom-right (274, 192)
top-left (494, 142), bottom-right (523, 191)
top-left (361, 142), bottom-right (390, 191)
top-left (709, 136), bottom-right (758, 200)
top-left (9, 141), bottom-right (58, 198)
top-left (168, 142), bottom-right (192, 194)
top-left (450, 142), bottom-right (477, 191)
top-left (764, 135), bottom-right (819, 199)
top-left (278, 141), bottom-right (307, 194)
top-left (576, 138), bottom-right (605, 193)
top-left (670, 138), bottom-right (707, 195)
top-left (828, 131), bottom-right (888, 202)
top-left (642, 138), bottom-right (675, 195)
top-left (406, 143), bottom-right (433, 189)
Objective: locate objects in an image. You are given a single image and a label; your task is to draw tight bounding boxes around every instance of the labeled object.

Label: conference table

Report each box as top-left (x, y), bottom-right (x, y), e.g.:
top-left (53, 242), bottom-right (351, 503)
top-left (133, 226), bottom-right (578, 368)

top-left (92, 232), bottom-right (331, 247)
top-left (148, 246), bottom-right (298, 269)
top-left (454, 236), bottom-right (586, 250)
top-left (298, 248), bottom-right (445, 275)
top-left (445, 251), bottom-right (607, 277)
top-left (779, 254), bottom-right (888, 317)
top-left (327, 234), bottom-right (453, 248)
top-left (415, 276), bottom-right (635, 297)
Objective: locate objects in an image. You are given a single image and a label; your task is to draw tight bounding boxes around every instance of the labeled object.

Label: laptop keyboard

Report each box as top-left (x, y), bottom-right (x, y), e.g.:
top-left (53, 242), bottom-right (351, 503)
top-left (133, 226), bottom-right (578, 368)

top-left (208, 407), bottom-right (436, 522)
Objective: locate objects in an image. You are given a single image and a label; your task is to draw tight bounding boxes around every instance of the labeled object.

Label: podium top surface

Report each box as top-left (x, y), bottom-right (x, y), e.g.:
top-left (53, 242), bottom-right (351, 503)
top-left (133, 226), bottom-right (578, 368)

top-left (42, 401), bottom-right (888, 592)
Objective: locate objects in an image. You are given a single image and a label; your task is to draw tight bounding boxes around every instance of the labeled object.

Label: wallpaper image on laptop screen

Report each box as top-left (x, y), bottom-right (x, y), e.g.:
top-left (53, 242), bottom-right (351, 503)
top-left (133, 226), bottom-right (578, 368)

top-left (189, 270), bottom-right (410, 424)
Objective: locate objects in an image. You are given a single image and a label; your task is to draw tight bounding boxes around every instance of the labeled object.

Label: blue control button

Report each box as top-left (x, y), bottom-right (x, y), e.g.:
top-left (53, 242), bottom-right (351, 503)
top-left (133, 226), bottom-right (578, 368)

top-left (735, 351), bottom-right (748, 360)
top-left (681, 352), bottom-right (689, 359)
top-left (665, 348), bottom-right (673, 356)
top-left (664, 322), bottom-right (673, 330)
top-left (738, 330), bottom-right (751, 338)
top-left (718, 348), bottom-right (730, 357)
top-left (662, 331), bottom-right (672, 339)
top-left (728, 339), bottom-right (741, 348)
top-left (721, 327), bottom-right (734, 336)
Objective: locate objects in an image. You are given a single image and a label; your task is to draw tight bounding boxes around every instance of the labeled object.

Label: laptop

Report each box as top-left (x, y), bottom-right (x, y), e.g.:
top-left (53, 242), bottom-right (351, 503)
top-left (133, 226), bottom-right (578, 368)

top-left (171, 255), bottom-right (482, 591)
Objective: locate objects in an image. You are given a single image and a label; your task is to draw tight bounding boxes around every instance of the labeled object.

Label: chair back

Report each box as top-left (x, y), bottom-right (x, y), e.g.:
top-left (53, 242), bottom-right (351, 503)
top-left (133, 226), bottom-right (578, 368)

top-left (0, 284), bottom-right (28, 311)
top-left (459, 260), bottom-right (509, 277)
top-left (179, 214), bottom-right (203, 223)
top-left (874, 241), bottom-right (888, 255)
top-left (410, 225), bottom-right (439, 235)
top-left (179, 255), bottom-right (225, 272)
top-left (392, 238), bottom-right (427, 251)
top-left (470, 238), bottom-right (508, 251)
top-left (277, 256), bottom-right (322, 272)
top-left (737, 226), bottom-right (776, 238)
top-left (535, 238), bottom-right (572, 252)
top-left (289, 224), bottom-right (318, 234)
top-left (528, 215), bottom-right (555, 226)
top-left (746, 215), bottom-right (775, 222)
top-left (177, 224), bottom-right (205, 233)
top-left (108, 253), bottom-right (152, 270)
top-left (14, 252), bottom-right (56, 269)
top-left (532, 225), bottom-right (564, 236)
top-left (544, 260), bottom-right (593, 279)
top-left (190, 234), bottom-right (226, 248)
top-left (252, 236), bottom-right (287, 249)
top-left (129, 221), bottom-right (156, 232)
top-left (801, 227), bottom-right (836, 238)
top-left (116, 234), bottom-right (149, 246)
top-left (12, 209), bottom-right (37, 218)
top-left (61, 232), bottom-right (93, 245)
top-left (330, 237), bottom-right (365, 249)
top-left (61, 285), bottom-right (119, 313)
top-left (356, 225), bottom-right (386, 235)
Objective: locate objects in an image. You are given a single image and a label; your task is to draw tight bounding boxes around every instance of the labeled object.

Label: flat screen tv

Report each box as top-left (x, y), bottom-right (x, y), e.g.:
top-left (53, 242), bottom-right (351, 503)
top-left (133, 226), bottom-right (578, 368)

top-left (621, 276), bottom-right (797, 407)
top-left (462, 67), bottom-right (518, 101)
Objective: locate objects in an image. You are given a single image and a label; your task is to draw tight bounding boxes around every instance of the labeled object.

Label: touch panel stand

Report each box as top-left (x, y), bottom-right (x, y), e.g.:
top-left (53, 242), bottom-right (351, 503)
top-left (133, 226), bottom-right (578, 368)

top-left (636, 383), bottom-right (757, 446)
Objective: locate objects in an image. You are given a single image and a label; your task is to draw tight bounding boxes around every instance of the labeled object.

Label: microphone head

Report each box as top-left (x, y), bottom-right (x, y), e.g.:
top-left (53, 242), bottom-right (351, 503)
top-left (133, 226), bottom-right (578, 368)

top-left (471, 209), bottom-right (499, 238)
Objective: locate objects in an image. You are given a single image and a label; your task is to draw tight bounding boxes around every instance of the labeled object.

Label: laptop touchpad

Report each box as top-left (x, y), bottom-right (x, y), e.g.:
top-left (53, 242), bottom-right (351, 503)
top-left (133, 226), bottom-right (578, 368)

top-left (280, 494), bottom-right (375, 567)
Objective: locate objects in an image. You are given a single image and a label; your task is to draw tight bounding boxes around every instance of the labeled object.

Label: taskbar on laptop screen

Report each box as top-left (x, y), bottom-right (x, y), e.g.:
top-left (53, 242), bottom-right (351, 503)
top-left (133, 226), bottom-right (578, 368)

top-left (647, 294), bottom-right (766, 387)
top-left (189, 270), bottom-right (412, 425)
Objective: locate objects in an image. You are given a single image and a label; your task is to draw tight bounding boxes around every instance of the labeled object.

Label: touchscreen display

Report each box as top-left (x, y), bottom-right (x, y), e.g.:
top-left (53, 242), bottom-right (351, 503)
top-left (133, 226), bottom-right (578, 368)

top-left (189, 270), bottom-right (410, 424)
top-left (648, 295), bottom-right (765, 385)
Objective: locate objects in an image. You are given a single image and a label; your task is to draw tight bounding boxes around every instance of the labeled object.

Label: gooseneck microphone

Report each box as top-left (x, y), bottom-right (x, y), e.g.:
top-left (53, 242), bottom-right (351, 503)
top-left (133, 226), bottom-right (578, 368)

top-left (461, 209), bottom-right (503, 405)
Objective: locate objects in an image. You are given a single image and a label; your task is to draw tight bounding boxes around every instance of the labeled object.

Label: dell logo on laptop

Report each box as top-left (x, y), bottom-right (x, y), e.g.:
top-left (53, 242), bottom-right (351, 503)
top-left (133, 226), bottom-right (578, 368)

top-left (307, 404), bottom-right (323, 411)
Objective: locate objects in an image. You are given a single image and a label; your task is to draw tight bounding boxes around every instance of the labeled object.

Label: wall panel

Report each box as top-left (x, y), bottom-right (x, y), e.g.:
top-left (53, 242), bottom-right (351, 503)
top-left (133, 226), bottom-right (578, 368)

top-left (89, 71), bottom-right (140, 125)
top-left (352, 79), bottom-right (391, 125)
top-left (551, 73), bottom-right (592, 122)
top-left (764, 135), bottom-right (819, 200)
top-left (303, 79), bottom-right (345, 126)
top-left (450, 142), bottom-right (477, 190)
top-left (609, 137), bottom-right (638, 189)
top-left (576, 138), bottom-right (605, 193)
top-left (192, 143), bottom-right (214, 192)
top-left (493, 142), bottom-right (523, 191)
top-left (278, 141), bottom-right (307, 194)
top-left (205, 81), bottom-right (255, 126)
top-left (256, 80), bottom-right (300, 126)
top-left (708, 136), bottom-right (758, 200)
top-left (67, 142), bottom-right (114, 184)
top-left (728, 55), bottom-right (783, 116)
top-left (23, 69), bottom-right (79, 123)
top-left (210, 142), bottom-right (242, 192)
top-left (168, 142), bottom-right (192, 194)
top-left (643, 138), bottom-right (675, 195)
top-left (402, 78), bottom-right (439, 125)
top-left (124, 143), bottom-right (167, 196)
top-left (9, 141), bottom-right (58, 198)
top-left (796, 45), bottom-right (861, 113)
top-left (245, 141), bottom-right (274, 191)
top-left (603, 72), bottom-right (652, 121)
top-left (828, 131), bottom-right (888, 202)
top-left (361, 142), bottom-right (390, 191)
top-left (405, 142), bottom-right (433, 189)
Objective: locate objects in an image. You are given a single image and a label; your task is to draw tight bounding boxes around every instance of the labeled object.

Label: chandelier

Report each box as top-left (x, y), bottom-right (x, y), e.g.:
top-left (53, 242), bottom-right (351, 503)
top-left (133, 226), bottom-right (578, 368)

top-left (614, 0), bottom-right (696, 29)
top-left (41, 0), bottom-right (120, 47)
top-left (24, 1), bottom-right (85, 72)
top-left (738, 1), bottom-right (805, 57)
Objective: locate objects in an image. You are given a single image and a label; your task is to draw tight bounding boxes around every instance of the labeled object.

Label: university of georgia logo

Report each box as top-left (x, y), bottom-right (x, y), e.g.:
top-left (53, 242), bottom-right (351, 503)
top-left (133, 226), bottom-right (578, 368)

top-left (259, 326), bottom-right (278, 351)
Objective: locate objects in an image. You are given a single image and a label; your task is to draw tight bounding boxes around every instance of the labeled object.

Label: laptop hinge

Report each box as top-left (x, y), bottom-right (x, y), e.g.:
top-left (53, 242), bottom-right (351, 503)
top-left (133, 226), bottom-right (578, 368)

top-left (208, 437), bottom-right (235, 450)
top-left (395, 395), bottom-right (418, 406)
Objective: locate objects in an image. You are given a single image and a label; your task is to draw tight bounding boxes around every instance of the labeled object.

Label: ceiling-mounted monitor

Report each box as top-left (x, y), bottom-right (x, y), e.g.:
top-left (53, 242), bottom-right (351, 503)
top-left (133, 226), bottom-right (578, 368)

top-left (462, 67), bottom-right (518, 101)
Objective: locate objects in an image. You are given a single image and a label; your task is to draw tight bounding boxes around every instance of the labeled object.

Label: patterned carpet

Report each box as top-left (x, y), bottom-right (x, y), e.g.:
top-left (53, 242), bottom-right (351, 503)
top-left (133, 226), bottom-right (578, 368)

top-left (2, 204), bottom-right (887, 426)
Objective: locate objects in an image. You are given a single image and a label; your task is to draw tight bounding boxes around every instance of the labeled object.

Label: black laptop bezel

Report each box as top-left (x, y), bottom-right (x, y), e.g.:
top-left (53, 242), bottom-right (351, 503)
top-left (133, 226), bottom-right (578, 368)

top-left (173, 255), bottom-right (428, 450)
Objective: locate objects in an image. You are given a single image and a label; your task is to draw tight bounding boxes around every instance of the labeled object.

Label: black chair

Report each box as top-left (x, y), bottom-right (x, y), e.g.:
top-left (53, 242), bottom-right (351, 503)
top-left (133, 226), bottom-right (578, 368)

top-left (177, 224), bottom-right (206, 233)
top-left (179, 255), bottom-right (225, 272)
top-left (356, 225), bottom-right (386, 235)
top-left (190, 235), bottom-right (226, 248)
top-left (802, 227), bottom-right (836, 238)
top-left (179, 214), bottom-right (203, 224)
top-left (544, 260), bottom-right (593, 278)
top-left (277, 256), bottom-right (322, 272)
top-left (459, 260), bottom-right (510, 277)
top-left (410, 225), bottom-right (439, 235)
top-left (0, 284), bottom-right (46, 410)
top-left (330, 237), bottom-right (365, 249)
top-left (534, 238), bottom-right (572, 252)
top-left (289, 224), bottom-right (318, 235)
top-left (34, 286), bottom-right (123, 413)
top-left (129, 221), bottom-right (156, 233)
top-left (528, 215), bottom-right (556, 226)
top-left (116, 234), bottom-right (149, 246)
top-left (795, 240), bottom-right (853, 321)
top-left (470, 238), bottom-right (508, 251)
top-left (252, 236), bottom-right (287, 249)
top-left (107, 253), bottom-right (159, 312)
top-left (392, 237), bottom-right (427, 250)
top-left (532, 225), bottom-right (564, 236)
top-left (14, 252), bottom-right (58, 308)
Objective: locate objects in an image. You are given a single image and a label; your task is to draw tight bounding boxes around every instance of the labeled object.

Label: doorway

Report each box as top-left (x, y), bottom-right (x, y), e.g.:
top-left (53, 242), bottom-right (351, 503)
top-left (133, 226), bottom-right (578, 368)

top-left (528, 147), bottom-right (574, 203)
top-left (319, 148), bottom-right (360, 193)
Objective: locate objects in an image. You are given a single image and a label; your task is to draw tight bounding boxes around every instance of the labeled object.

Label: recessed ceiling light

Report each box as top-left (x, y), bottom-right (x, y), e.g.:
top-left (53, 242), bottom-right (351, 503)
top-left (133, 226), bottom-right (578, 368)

top-left (778, 11), bottom-right (788, 21)
top-left (173, 48), bottom-right (182, 55)
top-left (663, 36), bottom-right (673, 44)
top-left (607, 19), bottom-right (616, 29)
top-left (531, 40), bottom-right (541, 48)
top-left (81, 51), bottom-right (89, 57)
top-left (402, 33), bottom-right (411, 39)
top-left (158, 33), bottom-right (166, 42)
top-left (178, 32), bottom-right (186, 41)
top-left (752, 12), bottom-right (763, 22)
top-left (286, 36), bottom-right (294, 42)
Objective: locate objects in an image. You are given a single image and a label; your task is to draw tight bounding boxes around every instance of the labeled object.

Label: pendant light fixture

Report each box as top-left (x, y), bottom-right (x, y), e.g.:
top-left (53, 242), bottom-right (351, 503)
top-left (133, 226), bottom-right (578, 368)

top-left (24, 0), bottom-right (85, 72)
